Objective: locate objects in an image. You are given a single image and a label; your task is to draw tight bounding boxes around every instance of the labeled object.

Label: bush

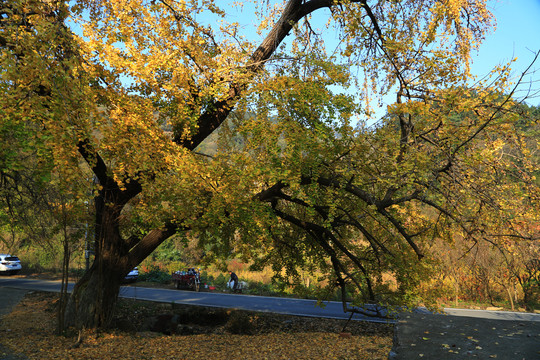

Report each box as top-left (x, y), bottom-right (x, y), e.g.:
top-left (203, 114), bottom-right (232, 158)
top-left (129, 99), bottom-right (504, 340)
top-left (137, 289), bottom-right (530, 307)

top-left (200, 271), bottom-right (213, 285)
top-left (213, 273), bottom-right (228, 289)
top-left (19, 243), bottom-right (64, 272)
top-left (224, 311), bottom-right (254, 335)
top-left (139, 269), bottom-right (171, 284)
top-left (244, 281), bottom-right (275, 296)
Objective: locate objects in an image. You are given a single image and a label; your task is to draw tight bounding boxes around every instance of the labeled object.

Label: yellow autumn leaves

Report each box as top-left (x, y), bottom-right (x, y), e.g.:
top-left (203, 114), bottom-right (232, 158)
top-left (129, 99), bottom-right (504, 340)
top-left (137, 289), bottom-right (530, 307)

top-left (0, 291), bottom-right (393, 360)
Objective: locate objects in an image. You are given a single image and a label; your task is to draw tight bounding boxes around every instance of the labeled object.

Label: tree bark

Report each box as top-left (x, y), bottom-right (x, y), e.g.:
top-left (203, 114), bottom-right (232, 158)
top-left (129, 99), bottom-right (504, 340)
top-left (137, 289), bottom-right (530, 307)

top-left (64, 162), bottom-right (179, 328)
top-left (64, 196), bottom-right (127, 329)
top-left (64, 260), bottom-right (123, 329)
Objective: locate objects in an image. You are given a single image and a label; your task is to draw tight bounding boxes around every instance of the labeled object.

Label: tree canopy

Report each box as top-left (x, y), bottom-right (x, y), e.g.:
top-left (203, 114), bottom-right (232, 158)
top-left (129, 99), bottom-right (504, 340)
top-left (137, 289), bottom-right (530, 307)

top-left (1, 0), bottom-right (538, 327)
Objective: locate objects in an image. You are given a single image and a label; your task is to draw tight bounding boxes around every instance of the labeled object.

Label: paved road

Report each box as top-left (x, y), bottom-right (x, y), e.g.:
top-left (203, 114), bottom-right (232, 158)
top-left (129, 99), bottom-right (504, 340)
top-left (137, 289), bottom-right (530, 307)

top-left (390, 311), bottom-right (540, 359)
top-left (0, 288), bottom-right (32, 360)
top-left (0, 278), bottom-right (390, 323)
top-left (444, 307), bottom-right (540, 322)
top-left (2, 278), bottom-right (539, 323)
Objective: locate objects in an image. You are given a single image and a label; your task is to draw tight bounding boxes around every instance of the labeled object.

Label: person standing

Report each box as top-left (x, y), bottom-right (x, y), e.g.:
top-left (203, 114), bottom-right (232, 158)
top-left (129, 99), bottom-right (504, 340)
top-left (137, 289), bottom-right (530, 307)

top-left (229, 271), bottom-right (238, 291)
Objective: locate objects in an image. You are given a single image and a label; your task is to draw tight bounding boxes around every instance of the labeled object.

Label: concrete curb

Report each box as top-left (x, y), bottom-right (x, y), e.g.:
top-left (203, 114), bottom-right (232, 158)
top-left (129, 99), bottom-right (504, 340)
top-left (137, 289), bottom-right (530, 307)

top-left (387, 318), bottom-right (401, 359)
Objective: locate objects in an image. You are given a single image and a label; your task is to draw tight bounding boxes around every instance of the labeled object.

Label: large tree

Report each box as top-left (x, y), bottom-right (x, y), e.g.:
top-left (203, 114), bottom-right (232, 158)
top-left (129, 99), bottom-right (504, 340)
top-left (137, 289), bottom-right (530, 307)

top-left (2, 0), bottom-right (537, 328)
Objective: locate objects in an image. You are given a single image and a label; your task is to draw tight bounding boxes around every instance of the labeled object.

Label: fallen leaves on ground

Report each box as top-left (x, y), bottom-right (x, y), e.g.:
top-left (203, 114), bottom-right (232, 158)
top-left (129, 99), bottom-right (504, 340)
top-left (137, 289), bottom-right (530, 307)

top-left (0, 292), bottom-right (393, 359)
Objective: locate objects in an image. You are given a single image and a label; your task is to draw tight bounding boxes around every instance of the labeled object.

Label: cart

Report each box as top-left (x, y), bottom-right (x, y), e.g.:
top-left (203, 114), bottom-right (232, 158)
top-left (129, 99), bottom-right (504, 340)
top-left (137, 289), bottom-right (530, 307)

top-left (172, 268), bottom-right (201, 291)
top-left (227, 279), bottom-right (247, 293)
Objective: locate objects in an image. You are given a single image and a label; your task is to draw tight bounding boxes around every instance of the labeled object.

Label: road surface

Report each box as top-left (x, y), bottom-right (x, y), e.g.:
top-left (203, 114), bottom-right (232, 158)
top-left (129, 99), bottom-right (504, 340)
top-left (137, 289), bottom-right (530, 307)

top-left (0, 277), bottom-right (391, 323)
top-left (1, 277), bottom-right (539, 323)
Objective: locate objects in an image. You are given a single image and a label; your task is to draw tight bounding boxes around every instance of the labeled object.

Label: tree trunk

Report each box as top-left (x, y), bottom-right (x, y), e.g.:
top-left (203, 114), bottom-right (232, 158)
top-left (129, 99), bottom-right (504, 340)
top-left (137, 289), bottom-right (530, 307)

top-left (454, 280), bottom-right (459, 307)
top-left (64, 262), bottom-right (124, 330)
top-left (57, 220), bottom-right (70, 334)
top-left (64, 260), bottom-right (124, 329)
top-left (64, 197), bottom-right (128, 329)
top-left (505, 285), bottom-right (515, 311)
top-left (64, 186), bottom-right (178, 329)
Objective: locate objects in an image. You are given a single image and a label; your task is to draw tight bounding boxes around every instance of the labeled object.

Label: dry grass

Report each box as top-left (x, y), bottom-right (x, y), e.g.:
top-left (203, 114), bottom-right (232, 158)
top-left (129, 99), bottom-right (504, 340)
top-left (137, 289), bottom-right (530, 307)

top-left (0, 291), bottom-right (393, 360)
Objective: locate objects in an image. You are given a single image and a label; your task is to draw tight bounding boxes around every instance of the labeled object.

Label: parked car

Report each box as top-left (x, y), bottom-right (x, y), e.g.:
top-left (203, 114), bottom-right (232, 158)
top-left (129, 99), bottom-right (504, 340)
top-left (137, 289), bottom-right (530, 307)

top-left (0, 254), bottom-right (22, 275)
top-left (124, 267), bottom-right (139, 282)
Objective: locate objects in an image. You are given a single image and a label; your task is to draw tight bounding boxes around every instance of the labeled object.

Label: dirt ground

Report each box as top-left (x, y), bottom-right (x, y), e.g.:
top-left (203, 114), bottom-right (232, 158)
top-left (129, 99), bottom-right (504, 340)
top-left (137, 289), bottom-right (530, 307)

top-left (0, 290), bottom-right (393, 360)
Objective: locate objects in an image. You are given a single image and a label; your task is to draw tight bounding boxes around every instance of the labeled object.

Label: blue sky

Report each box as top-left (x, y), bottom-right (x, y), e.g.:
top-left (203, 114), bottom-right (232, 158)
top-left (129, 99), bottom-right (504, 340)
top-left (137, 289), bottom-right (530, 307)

top-left (73, 0), bottom-right (540, 111)
top-left (187, 0), bottom-right (540, 124)
top-left (470, 0), bottom-right (540, 105)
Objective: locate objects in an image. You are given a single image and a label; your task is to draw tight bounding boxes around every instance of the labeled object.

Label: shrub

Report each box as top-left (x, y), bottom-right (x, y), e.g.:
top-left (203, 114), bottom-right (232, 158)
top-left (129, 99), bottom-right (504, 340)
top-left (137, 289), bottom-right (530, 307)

top-left (213, 273), bottom-right (228, 288)
top-left (224, 311), bottom-right (254, 335)
top-left (139, 269), bottom-right (171, 284)
top-left (244, 281), bottom-right (275, 296)
top-left (200, 271), bottom-right (213, 285)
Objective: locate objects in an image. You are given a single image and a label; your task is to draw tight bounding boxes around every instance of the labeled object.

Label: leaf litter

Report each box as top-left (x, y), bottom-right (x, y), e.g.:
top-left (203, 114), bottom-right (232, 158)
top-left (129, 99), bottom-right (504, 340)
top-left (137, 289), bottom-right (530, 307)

top-left (0, 291), bottom-right (393, 359)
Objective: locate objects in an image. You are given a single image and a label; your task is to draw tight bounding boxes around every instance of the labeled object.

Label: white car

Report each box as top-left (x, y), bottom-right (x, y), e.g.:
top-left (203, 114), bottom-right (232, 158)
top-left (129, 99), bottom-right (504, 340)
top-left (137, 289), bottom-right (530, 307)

top-left (124, 267), bottom-right (139, 282)
top-left (0, 254), bottom-right (22, 275)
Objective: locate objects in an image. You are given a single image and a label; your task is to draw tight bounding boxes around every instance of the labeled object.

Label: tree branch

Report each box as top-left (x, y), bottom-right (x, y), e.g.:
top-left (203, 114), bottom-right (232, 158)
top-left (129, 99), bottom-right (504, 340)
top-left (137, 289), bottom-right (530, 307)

top-left (127, 222), bottom-right (181, 269)
top-left (175, 0), bottom-right (376, 150)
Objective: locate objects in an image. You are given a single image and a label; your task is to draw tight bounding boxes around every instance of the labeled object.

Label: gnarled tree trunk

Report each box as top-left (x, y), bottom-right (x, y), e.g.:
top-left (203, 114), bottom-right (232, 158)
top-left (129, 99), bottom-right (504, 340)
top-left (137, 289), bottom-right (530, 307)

top-left (64, 176), bottom-right (178, 328)
top-left (64, 189), bottom-right (131, 328)
top-left (64, 260), bottom-right (124, 329)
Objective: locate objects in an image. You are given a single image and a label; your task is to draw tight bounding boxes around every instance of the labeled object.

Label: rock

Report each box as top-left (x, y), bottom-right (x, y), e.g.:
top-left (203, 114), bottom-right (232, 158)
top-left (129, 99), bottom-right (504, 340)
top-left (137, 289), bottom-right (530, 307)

top-left (176, 324), bottom-right (195, 335)
top-left (140, 314), bottom-right (181, 335)
top-left (224, 311), bottom-right (254, 334)
top-left (114, 318), bottom-right (137, 332)
top-left (136, 331), bottom-right (161, 338)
